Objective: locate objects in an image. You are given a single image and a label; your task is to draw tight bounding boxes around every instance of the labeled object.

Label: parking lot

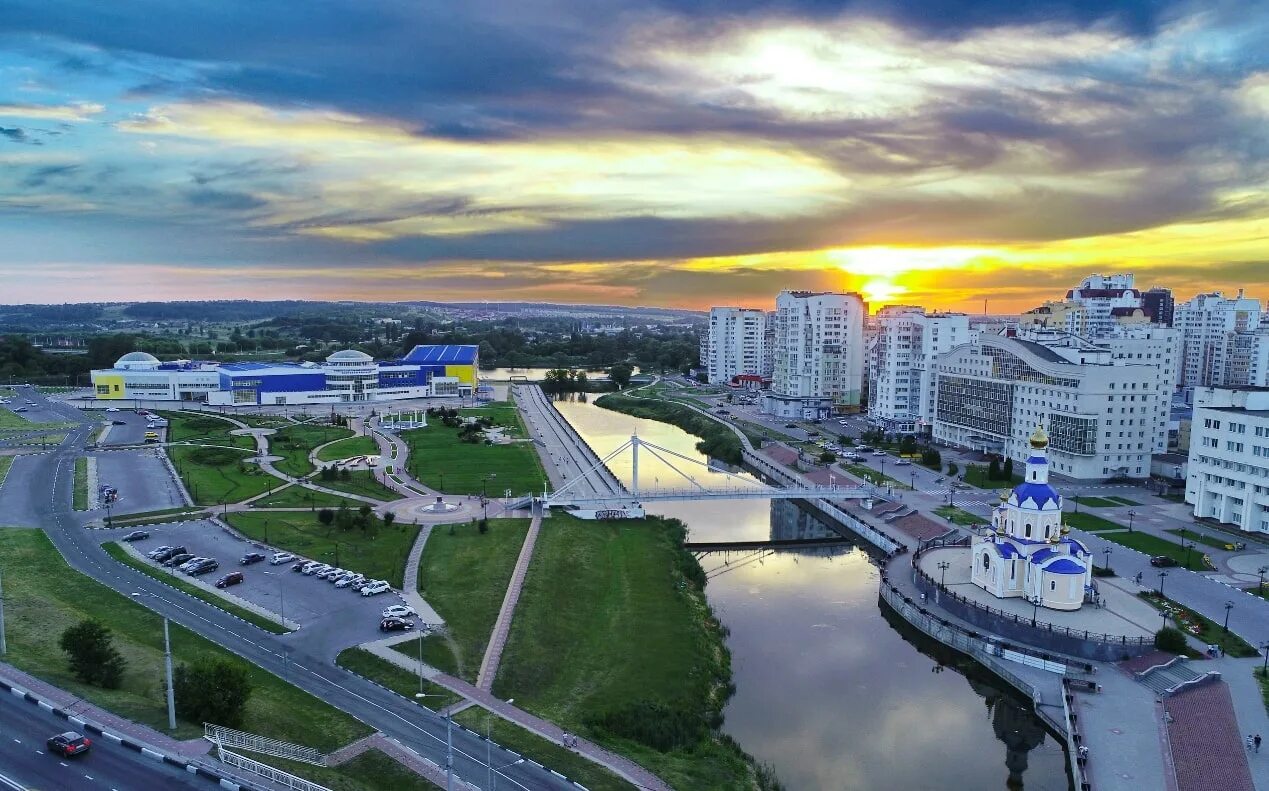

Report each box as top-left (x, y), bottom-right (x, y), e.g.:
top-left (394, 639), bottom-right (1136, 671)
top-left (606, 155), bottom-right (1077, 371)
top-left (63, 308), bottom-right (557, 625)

top-left (94, 449), bottom-right (186, 515)
top-left (94, 409), bottom-right (155, 446)
top-left (108, 520), bottom-right (403, 645)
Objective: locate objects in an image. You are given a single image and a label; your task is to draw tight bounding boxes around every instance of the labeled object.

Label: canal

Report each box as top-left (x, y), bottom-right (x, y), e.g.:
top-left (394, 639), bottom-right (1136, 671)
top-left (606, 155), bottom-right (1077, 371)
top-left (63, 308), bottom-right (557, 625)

top-left (552, 397), bottom-right (1070, 790)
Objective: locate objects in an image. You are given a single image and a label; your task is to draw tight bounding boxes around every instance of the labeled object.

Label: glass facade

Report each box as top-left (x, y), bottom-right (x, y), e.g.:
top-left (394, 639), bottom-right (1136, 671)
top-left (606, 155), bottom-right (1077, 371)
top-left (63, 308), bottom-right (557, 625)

top-left (982, 347), bottom-right (1079, 388)
top-left (1049, 413), bottom-right (1098, 455)
top-left (936, 375), bottom-right (1014, 437)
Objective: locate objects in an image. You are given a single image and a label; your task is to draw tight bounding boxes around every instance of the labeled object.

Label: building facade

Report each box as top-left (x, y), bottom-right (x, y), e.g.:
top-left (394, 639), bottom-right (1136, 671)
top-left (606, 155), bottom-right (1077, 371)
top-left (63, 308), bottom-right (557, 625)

top-left (1141, 287), bottom-right (1175, 327)
top-left (90, 345), bottom-right (479, 405)
top-left (1185, 387), bottom-right (1269, 534)
top-left (703, 307), bottom-right (771, 385)
top-left (1064, 273), bottom-right (1143, 338)
top-left (1175, 291), bottom-right (1262, 388)
top-left (932, 329), bottom-right (1165, 480)
top-left (867, 306), bottom-right (969, 435)
top-left (762, 290), bottom-right (866, 419)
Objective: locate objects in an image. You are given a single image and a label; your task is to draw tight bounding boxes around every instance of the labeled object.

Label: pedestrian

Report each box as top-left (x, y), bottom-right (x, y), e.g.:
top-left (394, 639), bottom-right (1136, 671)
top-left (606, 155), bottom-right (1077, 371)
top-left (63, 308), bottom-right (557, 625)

top-left (1248, 734), bottom-right (1255, 751)
top-left (1257, 735), bottom-right (1262, 753)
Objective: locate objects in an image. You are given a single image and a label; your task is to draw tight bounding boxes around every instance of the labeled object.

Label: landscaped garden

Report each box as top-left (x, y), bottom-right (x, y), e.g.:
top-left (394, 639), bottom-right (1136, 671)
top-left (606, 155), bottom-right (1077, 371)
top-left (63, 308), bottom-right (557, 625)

top-left (1138, 590), bottom-right (1258, 656)
top-left (934, 506), bottom-right (984, 526)
top-left (1070, 495), bottom-right (1122, 508)
top-left (270, 422), bottom-right (354, 478)
top-left (225, 510), bottom-right (418, 586)
top-left (73, 456), bottom-right (89, 510)
top-left (401, 414), bottom-right (546, 495)
top-left (316, 434), bottom-right (380, 462)
top-left (1063, 511), bottom-right (1124, 532)
top-left (168, 443), bottom-right (278, 505)
top-left (155, 411), bottom-right (255, 449)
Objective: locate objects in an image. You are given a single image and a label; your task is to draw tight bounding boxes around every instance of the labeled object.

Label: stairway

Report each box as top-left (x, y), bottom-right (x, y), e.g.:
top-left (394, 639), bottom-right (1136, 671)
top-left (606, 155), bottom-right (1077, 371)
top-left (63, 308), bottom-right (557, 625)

top-left (1137, 659), bottom-right (1210, 697)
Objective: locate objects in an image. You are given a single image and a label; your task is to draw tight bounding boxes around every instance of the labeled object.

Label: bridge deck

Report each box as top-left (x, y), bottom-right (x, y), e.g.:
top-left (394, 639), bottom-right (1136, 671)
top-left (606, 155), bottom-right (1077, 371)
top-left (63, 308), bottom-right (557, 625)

top-left (684, 536), bottom-right (854, 552)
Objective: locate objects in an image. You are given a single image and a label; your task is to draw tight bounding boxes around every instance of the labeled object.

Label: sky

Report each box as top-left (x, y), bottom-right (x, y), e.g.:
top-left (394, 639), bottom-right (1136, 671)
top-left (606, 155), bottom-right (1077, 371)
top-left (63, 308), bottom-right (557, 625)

top-left (1, 0), bottom-right (1267, 312)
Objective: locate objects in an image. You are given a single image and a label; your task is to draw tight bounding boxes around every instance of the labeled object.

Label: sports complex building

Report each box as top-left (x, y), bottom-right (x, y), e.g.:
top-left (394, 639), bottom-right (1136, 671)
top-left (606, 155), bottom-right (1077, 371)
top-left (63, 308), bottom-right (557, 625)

top-left (90, 345), bottom-right (480, 406)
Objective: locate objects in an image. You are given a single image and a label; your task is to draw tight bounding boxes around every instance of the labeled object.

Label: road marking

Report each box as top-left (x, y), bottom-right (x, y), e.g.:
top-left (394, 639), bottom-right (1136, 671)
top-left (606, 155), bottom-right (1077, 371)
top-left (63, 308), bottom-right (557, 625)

top-left (59, 761), bottom-right (69, 767)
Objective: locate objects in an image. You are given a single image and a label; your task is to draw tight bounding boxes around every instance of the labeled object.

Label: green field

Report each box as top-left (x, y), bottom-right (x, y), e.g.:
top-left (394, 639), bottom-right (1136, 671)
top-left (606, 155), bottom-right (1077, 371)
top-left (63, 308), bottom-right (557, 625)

top-left (271, 423), bottom-right (353, 478)
top-left (317, 434), bottom-right (381, 462)
top-left (1107, 496), bottom-right (1142, 506)
top-left (1063, 511), bottom-right (1125, 532)
top-left (73, 457), bottom-right (89, 510)
top-left (461, 403), bottom-right (531, 438)
top-left (1071, 496), bottom-right (1122, 508)
top-left (157, 411), bottom-right (256, 449)
top-left (1167, 527), bottom-right (1236, 550)
top-left (103, 542), bottom-right (287, 634)
top-left (841, 463), bottom-right (911, 490)
top-left (0, 406), bottom-right (34, 429)
top-left (494, 514), bottom-right (765, 790)
top-left (1103, 531), bottom-right (1211, 570)
top-left (394, 519), bottom-right (530, 682)
top-left (108, 506), bottom-right (210, 527)
top-left (226, 511), bottom-right (419, 587)
top-left (402, 422), bottom-right (545, 496)
top-left (0, 529), bottom-right (370, 747)
top-left (934, 506), bottom-right (985, 526)
top-left (0, 456), bottom-right (12, 488)
top-left (252, 485), bottom-right (356, 509)
top-left (334, 648), bottom-right (461, 709)
top-left (315, 469), bottom-right (404, 502)
top-left (168, 443), bottom-right (280, 505)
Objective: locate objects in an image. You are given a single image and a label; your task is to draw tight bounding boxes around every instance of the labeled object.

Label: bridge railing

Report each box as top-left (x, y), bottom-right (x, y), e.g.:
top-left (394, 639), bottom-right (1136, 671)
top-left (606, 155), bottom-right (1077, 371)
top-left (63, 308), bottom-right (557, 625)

top-left (204, 723), bottom-right (326, 765)
top-left (216, 746), bottom-right (334, 791)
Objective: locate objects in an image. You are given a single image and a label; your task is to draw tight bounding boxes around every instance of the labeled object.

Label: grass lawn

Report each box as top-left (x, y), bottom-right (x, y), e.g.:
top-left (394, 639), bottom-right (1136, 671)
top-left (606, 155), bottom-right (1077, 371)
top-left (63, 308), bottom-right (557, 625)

top-left (334, 648), bottom-right (461, 709)
top-left (225, 511), bottom-right (420, 587)
top-left (1104, 531), bottom-right (1211, 570)
top-left (0, 406), bottom-right (35, 429)
top-left (156, 411), bottom-right (256, 450)
top-left (265, 750), bottom-right (437, 791)
top-left (962, 464), bottom-right (1021, 489)
top-left (315, 470), bottom-right (404, 502)
top-left (103, 542), bottom-right (287, 634)
top-left (271, 423), bottom-right (354, 478)
top-left (109, 506), bottom-right (210, 527)
top-left (453, 708), bottom-right (634, 791)
top-left (1138, 591), bottom-right (1258, 656)
top-left (252, 485), bottom-right (356, 509)
top-left (1108, 496), bottom-right (1142, 506)
top-left (1257, 670), bottom-right (1269, 716)
top-left (317, 434), bottom-right (381, 462)
top-left (392, 519), bottom-right (530, 682)
top-left (1071, 495), bottom-right (1122, 508)
top-left (0, 456), bottom-right (12, 488)
top-left (1064, 511), bottom-right (1125, 532)
top-left (73, 456), bottom-right (89, 510)
top-left (0, 529), bottom-right (370, 748)
top-left (1167, 527), bottom-right (1235, 551)
top-left (494, 513), bottom-right (764, 790)
top-left (840, 463), bottom-right (911, 489)
top-left (461, 403), bottom-right (531, 438)
top-left (168, 443), bottom-right (279, 505)
top-left (401, 423), bottom-right (546, 496)
top-left (934, 505), bottom-right (985, 526)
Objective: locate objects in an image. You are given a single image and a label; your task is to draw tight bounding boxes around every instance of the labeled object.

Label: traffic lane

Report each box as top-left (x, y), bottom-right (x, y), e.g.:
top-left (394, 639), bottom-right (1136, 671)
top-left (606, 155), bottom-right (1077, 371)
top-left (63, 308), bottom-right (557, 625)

top-left (12, 386), bottom-right (87, 425)
top-left (97, 409), bottom-right (149, 446)
top-left (96, 449), bottom-right (186, 515)
top-left (0, 453), bottom-right (64, 527)
top-left (0, 691), bottom-right (205, 791)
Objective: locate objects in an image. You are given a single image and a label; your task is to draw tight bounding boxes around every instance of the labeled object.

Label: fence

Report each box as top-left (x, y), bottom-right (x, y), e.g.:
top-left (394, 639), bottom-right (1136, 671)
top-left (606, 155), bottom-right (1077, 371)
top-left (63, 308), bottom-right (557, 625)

top-left (204, 723), bottom-right (326, 766)
top-left (217, 746), bottom-right (334, 791)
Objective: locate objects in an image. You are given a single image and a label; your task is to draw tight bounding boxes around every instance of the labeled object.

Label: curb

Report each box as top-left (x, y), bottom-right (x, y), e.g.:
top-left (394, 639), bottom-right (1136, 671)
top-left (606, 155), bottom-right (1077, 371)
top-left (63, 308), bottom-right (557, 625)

top-left (0, 677), bottom-right (265, 791)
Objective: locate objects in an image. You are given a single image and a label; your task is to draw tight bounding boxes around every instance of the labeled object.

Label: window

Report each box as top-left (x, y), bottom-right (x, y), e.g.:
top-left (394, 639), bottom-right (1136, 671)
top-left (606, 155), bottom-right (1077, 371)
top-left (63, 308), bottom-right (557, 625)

top-left (1025, 524), bottom-right (1032, 538)
top-left (1050, 580), bottom-right (1057, 591)
top-left (982, 553), bottom-right (991, 571)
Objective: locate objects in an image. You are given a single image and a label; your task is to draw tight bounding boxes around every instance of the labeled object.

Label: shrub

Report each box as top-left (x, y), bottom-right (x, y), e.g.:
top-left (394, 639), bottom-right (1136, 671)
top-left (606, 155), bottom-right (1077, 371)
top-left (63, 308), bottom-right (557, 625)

top-left (188, 446), bottom-right (240, 467)
top-left (1092, 565), bottom-right (1115, 577)
top-left (1155, 626), bottom-right (1188, 654)
top-left (317, 508), bottom-right (335, 526)
top-left (59, 619), bottom-right (127, 689)
top-left (819, 451), bottom-right (836, 464)
top-left (174, 658), bottom-right (253, 728)
top-left (585, 700), bottom-right (707, 752)
top-left (947, 462), bottom-right (959, 476)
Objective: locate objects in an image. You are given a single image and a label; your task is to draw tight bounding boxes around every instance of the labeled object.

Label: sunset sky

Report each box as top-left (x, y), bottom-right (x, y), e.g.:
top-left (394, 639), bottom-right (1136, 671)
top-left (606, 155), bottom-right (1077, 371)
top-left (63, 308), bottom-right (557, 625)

top-left (1, 1), bottom-right (1266, 312)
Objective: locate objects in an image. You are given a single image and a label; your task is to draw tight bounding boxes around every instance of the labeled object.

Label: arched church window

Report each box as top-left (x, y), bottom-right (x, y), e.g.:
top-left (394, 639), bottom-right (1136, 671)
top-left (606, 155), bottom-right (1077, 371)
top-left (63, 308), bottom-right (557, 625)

top-left (982, 553), bottom-right (990, 570)
top-left (1025, 524), bottom-right (1032, 538)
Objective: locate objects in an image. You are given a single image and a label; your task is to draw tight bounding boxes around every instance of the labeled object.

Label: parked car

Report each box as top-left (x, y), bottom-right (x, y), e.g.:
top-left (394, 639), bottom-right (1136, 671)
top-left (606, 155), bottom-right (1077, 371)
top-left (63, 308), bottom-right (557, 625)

top-left (299, 561), bottom-right (324, 575)
top-left (842, 453), bottom-right (860, 461)
top-left (320, 567), bottom-right (346, 580)
top-left (350, 577), bottom-right (372, 591)
top-left (1150, 556), bottom-right (1179, 568)
top-left (382, 604), bottom-right (416, 619)
top-left (270, 552), bottom-right (296, 565)
top-left (379, 617), bottom-right (414, 632)
top-left (145, 545), bottom-right (174, 560)
top-left (47, 731), bottom-right (91, 757)
top-left (335, 573), bottom-right (364, 589)
top-left (121, 530), bottom-right (150, 542)
top-left (178, 557), bottom-right (208, 572)
top-left (240, 552), bottom-right (266, 565)
top-left (216, 572), bottom-right (245, 588)
top-left (304, 563), bottom-right (331, 576)
top-left (291, 560), bottom-right (309, 572)
top-left (111, 419), bottom-right (127, 425)
top-left (187, 559), bottom-right (219, 576)
top-left (162, 553), bottom-right (194, 568)
top-left (105, 407), bottom-right (120, 413)
top-left (12, 407), bottom-right (26, 412)
top-left (838, 419), bottom-right (849, 425)
top-left (155, 546), bottom-right (187, 563)
top-left (872, 450), bottom-right (887, 456)
top-left (360, 581), bottom-right (390, 596)
top-left (895, 459), bottom-right (912, 466)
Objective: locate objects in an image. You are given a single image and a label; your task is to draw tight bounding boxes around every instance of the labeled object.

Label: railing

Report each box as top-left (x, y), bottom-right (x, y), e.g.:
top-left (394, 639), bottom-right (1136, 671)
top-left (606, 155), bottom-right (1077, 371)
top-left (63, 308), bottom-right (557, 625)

top-left (217, 746), bottom-right (333, 791)
top-left (1062, 679), bottom-right (1092, 791)
top-left (204, 723), bottom-right (326, 766)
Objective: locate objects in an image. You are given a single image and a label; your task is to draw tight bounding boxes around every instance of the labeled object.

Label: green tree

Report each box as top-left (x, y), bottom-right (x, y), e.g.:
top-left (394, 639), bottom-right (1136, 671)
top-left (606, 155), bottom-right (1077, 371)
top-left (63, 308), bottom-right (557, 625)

top-left (988, 458), bottom-right (1002, 480)
top-left (898, 435), bottom-right (918, 455)
top-left (609, 362), bottom-right (633, 389)
top-left (1003, 457), bottom-right (1014, 480)
top-left (382, 511), bottom-right (396, 528)
top-left (174, 658), bottom-right (253, 728)
top-left (819, 451), bottom-right (837, 464)
top-left (335, 503), bottom-right (354, 531)
top-left (317, 508), bottom-right (335, 527)
top-left (59, 619), bottom-right (127, 689)
top-left (1154, 626), bottom-right (1188, 654)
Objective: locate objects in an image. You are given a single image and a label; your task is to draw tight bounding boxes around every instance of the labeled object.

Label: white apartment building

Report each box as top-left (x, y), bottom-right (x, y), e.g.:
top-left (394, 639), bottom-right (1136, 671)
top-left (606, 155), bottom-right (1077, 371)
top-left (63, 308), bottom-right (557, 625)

top-left (1186, 387), bottom-right (1269, 534)
top-left (867, 306), bottom-right (969, 435)
top-left (1065, 273), bottom-right (1143, 338)
top-left (703, 307), bottom-right (770, 385)
top-left (932, 330), bottom-right (1165, 480)
top-left (763, 290), bottom-right (866, 419)
top-left (1175, 291), bottom-right (1262, 388)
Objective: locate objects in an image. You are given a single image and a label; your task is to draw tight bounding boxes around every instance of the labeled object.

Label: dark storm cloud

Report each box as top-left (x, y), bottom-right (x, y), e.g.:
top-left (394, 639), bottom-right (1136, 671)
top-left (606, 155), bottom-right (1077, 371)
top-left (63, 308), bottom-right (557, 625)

top-left (0, 127), bottom-right (27, 142)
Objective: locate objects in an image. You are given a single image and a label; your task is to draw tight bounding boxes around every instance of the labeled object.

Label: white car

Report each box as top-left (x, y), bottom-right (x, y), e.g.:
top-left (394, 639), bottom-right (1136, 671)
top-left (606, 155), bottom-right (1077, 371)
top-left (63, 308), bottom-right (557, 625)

top-left (270, 552), bottom-right (296, 565)
top-left (382, 604), bottom-right (416, 619)
top-left (304, 563), bottom-right (331, 576)
top-left (321, 567), bottom-right (347, 581)
top-left (895, 459), bottom-right (912, 466)
top-left (334, 573), bottom-right (364, 589)
top-left (105, 407), bottom-right (119, 413)
top-left (360, 581), bottom-right (390, 596)
top-left (838, 419), bottom-right (848, 425)
top-left (872, 450), bottom-right (887, 456)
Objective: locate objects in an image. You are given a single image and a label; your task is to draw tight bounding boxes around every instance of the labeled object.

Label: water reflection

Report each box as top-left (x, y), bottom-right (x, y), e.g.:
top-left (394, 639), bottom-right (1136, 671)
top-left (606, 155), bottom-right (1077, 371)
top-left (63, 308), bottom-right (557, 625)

top-left (550, 397), bottom-right (1068, 790)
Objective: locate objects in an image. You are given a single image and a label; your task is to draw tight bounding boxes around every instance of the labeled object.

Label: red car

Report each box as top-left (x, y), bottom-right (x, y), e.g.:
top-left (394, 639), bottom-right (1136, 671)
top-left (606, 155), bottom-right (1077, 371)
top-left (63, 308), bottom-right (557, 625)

top-left (216, 571), bottom-right (245, 588)
top-left (47, 731), bottom-right (91, 757)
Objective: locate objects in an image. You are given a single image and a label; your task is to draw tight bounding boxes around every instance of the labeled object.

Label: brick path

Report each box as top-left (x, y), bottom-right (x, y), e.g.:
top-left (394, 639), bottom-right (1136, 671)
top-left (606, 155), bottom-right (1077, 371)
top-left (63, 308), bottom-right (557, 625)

top-left (475, 513), bottom-right (541, 690)
top-left (1164, 680), bottom-right (1255, 791)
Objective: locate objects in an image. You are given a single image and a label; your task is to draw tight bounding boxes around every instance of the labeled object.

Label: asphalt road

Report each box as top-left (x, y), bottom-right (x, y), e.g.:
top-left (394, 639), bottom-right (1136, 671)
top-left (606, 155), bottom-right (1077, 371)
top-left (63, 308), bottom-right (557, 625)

top-left (0, 691), bottom-right (205, 791)
top-left (94, 450), bottom-right (186, 516)
top-left (16, 411), bottom-right (577, 790)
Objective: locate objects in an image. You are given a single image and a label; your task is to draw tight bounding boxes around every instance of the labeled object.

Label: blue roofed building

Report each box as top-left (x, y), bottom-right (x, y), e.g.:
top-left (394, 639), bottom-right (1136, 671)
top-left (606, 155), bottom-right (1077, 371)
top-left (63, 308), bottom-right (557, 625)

top-left (969, 425), bottom-right (1093, 611)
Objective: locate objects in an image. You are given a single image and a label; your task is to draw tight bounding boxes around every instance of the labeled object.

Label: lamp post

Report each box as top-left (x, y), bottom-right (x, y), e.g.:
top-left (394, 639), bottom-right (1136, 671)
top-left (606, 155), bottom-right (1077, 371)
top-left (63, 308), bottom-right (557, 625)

top-left (1223, 601), bottom-right (1234, 653)
top-left (490, 754), bottom-right (525, 791)
top-left (937, 561), bottom-right (950, 589)
top-left (1102, 547), bottom-right (1111, 573)
top-left (1261, 641), bottom-right (1269, 678)
top-left (1183, 539), bottom-right (1194, 569)
top-left (1259, 566), bottom-right (1268, 597)
top-left (0, 568), bottom-right (7, 656)
top-left (262, 571), bottom-right (286, 642)
top-left (129, 593), bottom-right (176, 730)
top-left (1031, 595), bottom-right (1041, 627)
top-left (413, 694), bottom-right (455, 791)
top-left (1127, 510), bottom-right (1136, 533)
top-left (1158, 570), bottom-right (1169, 600)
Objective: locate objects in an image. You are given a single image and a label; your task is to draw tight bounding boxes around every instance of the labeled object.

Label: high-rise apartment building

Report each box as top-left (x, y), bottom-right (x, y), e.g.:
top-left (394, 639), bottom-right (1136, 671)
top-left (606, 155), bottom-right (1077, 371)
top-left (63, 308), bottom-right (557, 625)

top-left (1175, 291), bottom-right (1262, 388)
top-left (762, 290), bottom-right (866, 419)
top-left (867, 306), bottom-right (969, 435)
top-left (702, 307), bottom-right (771, 385)
top-left (1185, 386), bottom-right (1269, 534)
top-left (1141, 287), bottom-right (1175, 326)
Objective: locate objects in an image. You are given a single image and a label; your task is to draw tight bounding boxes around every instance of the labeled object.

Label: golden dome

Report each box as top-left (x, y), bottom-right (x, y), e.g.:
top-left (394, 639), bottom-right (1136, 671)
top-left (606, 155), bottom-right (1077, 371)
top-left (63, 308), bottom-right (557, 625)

top-left (1029, 425), bottom-right (1049, 449)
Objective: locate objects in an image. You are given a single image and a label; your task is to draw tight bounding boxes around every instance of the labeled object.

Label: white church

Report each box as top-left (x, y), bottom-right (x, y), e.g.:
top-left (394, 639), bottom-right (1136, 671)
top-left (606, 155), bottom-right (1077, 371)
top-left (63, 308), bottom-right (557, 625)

top-left (970, 426), bottom-right (1093, 611)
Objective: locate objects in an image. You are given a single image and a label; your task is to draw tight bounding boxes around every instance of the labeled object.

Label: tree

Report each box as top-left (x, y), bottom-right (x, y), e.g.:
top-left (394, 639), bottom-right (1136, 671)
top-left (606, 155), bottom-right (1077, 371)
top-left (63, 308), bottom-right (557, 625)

top-left (1154, 626), bottom-right (1188, 654)
top-left (898, 435), bottom-right (918, 455)
top-left (339, 467), bottom-right (352, 481)
top-left (336, 502), bottom-right (354, 531)
top-left (317, 508), bottom-right (335, 527)
top-left (478, 518), bottom-right (489, 534)
top-left (382, 511), bottom-right (396, 528)
top-left (574, 371), bottom-right (589, 392)
top-left (174, 658), bottom-right (253, 728)
top-left (988, 458), bottom-right (1002, 480)
top-left (59, 619), bottom-right (127, 689)
top-left (819, 451), bottom-right (837, 464)
top-left (1003, 457), bottom-right (1014, 480)
top-left (609, 362), bottom-right (633, 389)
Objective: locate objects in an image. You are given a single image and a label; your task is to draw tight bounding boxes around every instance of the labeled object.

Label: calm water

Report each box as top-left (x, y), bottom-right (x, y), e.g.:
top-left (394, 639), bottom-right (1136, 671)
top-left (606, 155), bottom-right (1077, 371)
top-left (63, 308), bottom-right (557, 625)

top-left (552, 397), bottom-right (1069, 791)
top-left (481, 366), bottom-right (641, 381)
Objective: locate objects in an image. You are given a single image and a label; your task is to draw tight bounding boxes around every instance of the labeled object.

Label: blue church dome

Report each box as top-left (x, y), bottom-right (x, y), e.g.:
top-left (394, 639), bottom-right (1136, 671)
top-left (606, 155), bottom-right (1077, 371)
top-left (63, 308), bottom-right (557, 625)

top-left (1012, 481), bottom-right (1061, 509)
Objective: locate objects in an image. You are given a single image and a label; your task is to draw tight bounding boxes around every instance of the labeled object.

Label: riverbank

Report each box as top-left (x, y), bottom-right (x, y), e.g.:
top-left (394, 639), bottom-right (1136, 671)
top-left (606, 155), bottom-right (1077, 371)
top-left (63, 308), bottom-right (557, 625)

top-left (595, 391), bottom-right (746, 465)
top-left (494, 512), bottom-right (782, 790)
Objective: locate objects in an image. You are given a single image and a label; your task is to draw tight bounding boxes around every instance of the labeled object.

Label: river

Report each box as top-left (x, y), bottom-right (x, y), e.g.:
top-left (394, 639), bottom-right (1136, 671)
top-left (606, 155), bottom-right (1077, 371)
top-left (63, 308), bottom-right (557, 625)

top-left (552, 397), bottom-right (1070, 791)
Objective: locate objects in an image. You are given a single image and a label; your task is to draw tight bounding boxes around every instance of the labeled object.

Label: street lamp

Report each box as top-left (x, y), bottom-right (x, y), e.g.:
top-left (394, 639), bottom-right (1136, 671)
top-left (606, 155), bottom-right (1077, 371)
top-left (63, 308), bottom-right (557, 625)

top-left (1261, 641), bottom-right (1269, 678)
top-left (1157, 570), bottom-right (1169, 600)
top-left (0, 567), bottom-right (7, 656)
top-left (490, 755), bottom-right (525, 791)
top-left (1030, 595), bottom-right (1041, 627)
top-left (1183, 539), bottom-right (1194, 569)
top-left (937, 561), bottom-right (951, 589)
top-left (1127, 510), bottom-right (1136, 533)
top-left (1102, 547), bottom-right (1112, 573)
top-left (1259, 566), bottom-right (1268, 597)
top-left (129, 593), bottom-right (177, 730)
top-left (1223, 601), bottom-right (1234, 652)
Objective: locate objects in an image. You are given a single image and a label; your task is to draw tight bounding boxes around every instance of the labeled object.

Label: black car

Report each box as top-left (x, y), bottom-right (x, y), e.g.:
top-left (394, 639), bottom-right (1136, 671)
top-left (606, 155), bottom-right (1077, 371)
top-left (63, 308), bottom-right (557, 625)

top-left (111, 419), bottom-right (127, 425)
top-left (1150, 556), bottom-right (1179, 568)
top-left (187, 559), bottom-right (219, 576)
top-left (379, 617), bottom-right (414, 632)
top-left (291, 560), bottom-right (308, 572)
top-left (216, 571), bottom-right (245, 588)
top-left (162, 553), bottom-right (194, 568)
top-left (122, 530), bottom-right (150, 542)
top-left (153, 546), bottom-right (187, 563)
top-left (240, 552), bottom-right (266, 565)
top-left (47, 731), bottom-right (91, 757)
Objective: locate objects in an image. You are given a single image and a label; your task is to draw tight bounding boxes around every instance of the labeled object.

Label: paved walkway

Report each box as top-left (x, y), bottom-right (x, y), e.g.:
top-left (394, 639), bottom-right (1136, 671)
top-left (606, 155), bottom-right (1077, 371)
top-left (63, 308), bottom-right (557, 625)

top-left (1213, 658), bottom-right (1269, 790)
top-left (1165, 680), bottom-right (1255, 791)
top-left (399, 523), bottom-right (445, 626)
top-left (476, 513), bottom-right (542, 690)
top-left (516, 384), bottom-right (624, 497)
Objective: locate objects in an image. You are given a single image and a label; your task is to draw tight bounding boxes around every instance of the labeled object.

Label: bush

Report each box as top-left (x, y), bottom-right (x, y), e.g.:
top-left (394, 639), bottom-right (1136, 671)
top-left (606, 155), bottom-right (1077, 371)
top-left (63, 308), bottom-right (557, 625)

top-left (819, 451), bottom-right (836, 464)
top-left (317, 508), bottom-right (335, 526)
top-left (947, 462), bottom-right (959, 476)
top-left (174, 658), bottom-right (253, 728)
top-left (585, 700), bottom-right (707, 752)
top-left (988, 458), bottom-right (1001, 480)
top-left (1092, 565), bottom-right (1115, 577)
top-left (59, 619), bottom-right (127, 689)
top-left (188, 446), bottom-right (241, 467)
top-left (1003, 458), bottom-right (1014, 479)
top-left (1155, 626), bottom-right (1188, 654)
